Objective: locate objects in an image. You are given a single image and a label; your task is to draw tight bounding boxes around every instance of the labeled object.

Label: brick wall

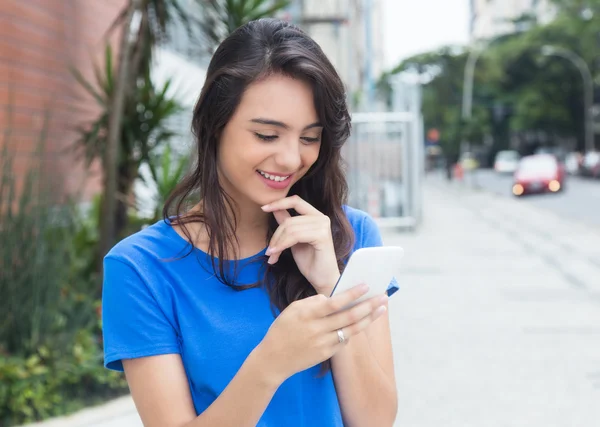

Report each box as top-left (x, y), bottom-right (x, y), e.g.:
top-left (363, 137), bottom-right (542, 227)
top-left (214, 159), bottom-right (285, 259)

top-left (0, 0), bottom-right (127, 202)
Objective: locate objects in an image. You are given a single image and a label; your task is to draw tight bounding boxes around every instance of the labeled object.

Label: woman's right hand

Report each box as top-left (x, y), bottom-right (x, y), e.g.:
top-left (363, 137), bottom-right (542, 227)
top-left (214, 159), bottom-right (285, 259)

top-left (255, 284), bottom-right (388, 385)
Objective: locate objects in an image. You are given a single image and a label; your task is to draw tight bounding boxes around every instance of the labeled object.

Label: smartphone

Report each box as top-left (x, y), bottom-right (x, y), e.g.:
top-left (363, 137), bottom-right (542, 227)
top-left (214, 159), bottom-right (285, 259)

top-left (329, 246), bottom-right (404, 309)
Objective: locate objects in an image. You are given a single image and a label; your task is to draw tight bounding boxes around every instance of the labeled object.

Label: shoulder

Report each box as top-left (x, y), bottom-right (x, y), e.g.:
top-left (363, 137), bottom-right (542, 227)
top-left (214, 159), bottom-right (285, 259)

top-left (342, 205), bottom-right (382, 250)
top-left (105, 219), bottom-right (183, 269)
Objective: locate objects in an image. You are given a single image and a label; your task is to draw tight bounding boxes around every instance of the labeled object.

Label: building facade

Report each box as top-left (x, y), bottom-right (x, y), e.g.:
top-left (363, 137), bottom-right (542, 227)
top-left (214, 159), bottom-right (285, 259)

top-left (290, 0), bottom-right (386, 111)
top-left (470, 0), bottom-right (556, 41)
top-left (0, 0), bottom-right (128, 202)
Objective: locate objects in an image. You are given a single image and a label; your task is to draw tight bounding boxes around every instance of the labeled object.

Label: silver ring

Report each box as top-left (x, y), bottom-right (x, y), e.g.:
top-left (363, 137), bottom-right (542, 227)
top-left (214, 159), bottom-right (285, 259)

top-left (337, 328), bottom-right (346, 344)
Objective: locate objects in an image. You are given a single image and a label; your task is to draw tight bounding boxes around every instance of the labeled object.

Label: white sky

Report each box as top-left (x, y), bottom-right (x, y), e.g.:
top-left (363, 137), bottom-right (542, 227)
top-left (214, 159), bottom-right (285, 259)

top-left (382, 0), bottom-right (471, 69)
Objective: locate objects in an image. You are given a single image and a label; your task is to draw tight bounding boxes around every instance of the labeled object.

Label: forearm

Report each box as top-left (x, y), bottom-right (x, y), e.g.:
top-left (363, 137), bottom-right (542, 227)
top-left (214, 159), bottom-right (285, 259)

top-left (186, 347), bottom-right (281, 427)
top-left (331, 331), bottom-right (397, 426)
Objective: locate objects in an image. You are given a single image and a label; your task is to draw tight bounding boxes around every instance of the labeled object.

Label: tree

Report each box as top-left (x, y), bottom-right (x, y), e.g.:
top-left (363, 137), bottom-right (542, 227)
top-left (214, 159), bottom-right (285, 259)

top-left (382, 0), bottom-right (600, 162)
top-left (73, 46), bottom-right (183, 243)
top-left (199, 0), bottom-right (291, 52)
top-left (98, 0), bottom-right (194, 270)
top-left (383, 46), bottom-right (494, 160)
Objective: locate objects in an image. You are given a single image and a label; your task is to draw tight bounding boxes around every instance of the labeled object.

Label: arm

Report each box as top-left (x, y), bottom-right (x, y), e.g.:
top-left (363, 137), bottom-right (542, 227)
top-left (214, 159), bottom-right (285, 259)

top-left (123, 347), bottom-right (281, 427)
top-left (330, 302), bottom-right (397, 426)
top-left (123, 287), bottom-right (390, 427)
top-left (328, 215), bottom-right (398, 426)
top-left (261, 200), bottom-right (398, 426)
top-left (103, 257), bottom-right (282, 427)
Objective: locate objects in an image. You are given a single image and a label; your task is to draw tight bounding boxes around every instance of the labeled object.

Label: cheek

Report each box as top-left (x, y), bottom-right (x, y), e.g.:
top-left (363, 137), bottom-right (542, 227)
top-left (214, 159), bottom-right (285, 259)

top-left (302, 144), bottom-right (321, 168)
top-left (218, 135), bottom-right (253, 174)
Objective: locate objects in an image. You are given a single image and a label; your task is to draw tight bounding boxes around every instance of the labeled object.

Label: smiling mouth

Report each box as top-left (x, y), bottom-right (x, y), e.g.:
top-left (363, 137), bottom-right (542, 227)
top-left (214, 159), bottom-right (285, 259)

top-left (257, 170), bottom-right (292, 182)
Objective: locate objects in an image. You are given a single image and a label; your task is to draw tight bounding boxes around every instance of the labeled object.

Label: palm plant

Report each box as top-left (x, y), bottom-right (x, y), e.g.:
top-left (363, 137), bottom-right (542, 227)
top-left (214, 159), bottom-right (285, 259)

top-left (72, 45), bottom-right (183, 241)
top-left (199, 0), bottom-right (291, 52)
top-left (144, 144), bottom-right (190, 222)
top-left (98, 0), bottom-right (195, 264)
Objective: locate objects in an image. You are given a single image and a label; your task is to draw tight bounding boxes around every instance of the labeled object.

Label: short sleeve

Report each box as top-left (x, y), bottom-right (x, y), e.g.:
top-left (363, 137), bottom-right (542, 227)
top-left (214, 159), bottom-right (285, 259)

top-left (356, 213), bottom-right (399, 297)
top-left (358, 214), bottom-right (384, 249)
top-left (102, 256), bottom-right (180, 371)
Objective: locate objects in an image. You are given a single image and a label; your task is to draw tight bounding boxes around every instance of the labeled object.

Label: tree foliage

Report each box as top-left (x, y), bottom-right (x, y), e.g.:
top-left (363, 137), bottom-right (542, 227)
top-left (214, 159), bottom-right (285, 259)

top-left (382, 0), bottom-right (600, 160)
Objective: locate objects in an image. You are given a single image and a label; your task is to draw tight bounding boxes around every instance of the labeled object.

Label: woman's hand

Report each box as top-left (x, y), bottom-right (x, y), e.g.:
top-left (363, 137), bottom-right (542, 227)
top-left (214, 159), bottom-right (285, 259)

top-left (255, 284), bottom-right (388, 385)
top-left (262, 195), bottom-right (340, 294)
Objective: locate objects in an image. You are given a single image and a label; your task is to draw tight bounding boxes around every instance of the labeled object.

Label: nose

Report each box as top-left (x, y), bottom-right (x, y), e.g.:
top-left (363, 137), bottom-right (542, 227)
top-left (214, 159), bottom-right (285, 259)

top-left (274, 138), bottom-right (302, 172)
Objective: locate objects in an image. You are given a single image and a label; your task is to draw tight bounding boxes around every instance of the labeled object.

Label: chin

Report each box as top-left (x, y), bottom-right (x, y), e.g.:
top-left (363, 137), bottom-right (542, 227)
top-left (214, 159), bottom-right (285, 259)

top-left (252, 190), bottom-right (291, 207)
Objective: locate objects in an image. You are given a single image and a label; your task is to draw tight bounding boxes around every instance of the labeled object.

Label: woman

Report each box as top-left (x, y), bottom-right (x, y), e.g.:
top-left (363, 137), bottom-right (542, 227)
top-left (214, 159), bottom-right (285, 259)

top-left (102, 18), bottom-right (397, 427)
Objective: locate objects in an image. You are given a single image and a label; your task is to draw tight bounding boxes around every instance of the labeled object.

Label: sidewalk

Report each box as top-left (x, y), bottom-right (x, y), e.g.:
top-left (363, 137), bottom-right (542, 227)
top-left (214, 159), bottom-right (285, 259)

top-left (388, 176), bottom-right (600, 427)
top-left (23, 178), bottom-right (600, 427)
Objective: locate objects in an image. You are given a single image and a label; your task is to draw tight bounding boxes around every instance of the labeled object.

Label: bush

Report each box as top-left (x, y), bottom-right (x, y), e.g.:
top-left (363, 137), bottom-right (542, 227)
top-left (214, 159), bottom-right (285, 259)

top-left (0, 128), bottom-right (128, 426)
top-left (0, 329), bottom-right (128, 426)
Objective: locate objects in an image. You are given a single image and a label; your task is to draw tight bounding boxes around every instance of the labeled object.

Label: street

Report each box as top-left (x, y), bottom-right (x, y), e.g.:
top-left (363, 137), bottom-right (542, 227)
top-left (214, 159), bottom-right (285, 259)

top-left (388, 177), bottom-right (600, 426)
top-left (470, 169), bottom-right (600, 228)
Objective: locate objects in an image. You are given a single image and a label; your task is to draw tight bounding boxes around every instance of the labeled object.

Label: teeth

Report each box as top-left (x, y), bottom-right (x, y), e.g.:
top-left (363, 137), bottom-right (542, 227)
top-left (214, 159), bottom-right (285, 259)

top-left (258, 170), bottom-right (289, 182)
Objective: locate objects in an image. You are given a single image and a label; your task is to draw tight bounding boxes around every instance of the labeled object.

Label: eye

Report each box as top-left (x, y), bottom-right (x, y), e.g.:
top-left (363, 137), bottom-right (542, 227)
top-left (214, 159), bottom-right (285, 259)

top-left (254, 132), bottom-right (278, 142)
top-left (301, 136), bottom-right (321, 145)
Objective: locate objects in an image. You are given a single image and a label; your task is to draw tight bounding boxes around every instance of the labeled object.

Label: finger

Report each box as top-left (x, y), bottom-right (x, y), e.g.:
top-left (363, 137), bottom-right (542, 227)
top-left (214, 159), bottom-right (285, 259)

top-left (325, 293), bottom-right (388, 331)
top-left (261, 195), bottom-right (321, 216)
top-left (333, 304), bottom-right (388, 343)
top-left (272, 209), bottom-right (291, 225)
top-left (318, 283), bottom-right (370, 316)
top-left (267, 217), bottom-right (321, 256)
top-left (268, 225), bottom-right (321, 264)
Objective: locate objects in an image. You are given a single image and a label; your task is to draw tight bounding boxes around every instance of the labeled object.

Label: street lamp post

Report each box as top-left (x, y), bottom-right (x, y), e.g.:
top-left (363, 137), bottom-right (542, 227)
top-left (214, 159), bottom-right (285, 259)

top-left (460, 45), bottom-right (485, 187)
top-left (462, 47), bottom-right (485, 123)
top-left (541, 45), bottom-right (594, 153)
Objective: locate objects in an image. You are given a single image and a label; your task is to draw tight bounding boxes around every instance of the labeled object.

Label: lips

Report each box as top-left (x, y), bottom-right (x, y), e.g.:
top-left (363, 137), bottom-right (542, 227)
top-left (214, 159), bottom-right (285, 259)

top-left (257, 170), bottom-right (291, 182)
top-left (256, 170), bottom-right (294, 190)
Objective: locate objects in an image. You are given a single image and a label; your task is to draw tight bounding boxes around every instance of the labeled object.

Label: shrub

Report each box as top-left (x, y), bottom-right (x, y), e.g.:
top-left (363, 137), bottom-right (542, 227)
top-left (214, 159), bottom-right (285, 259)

top-left (0, 122), bottom-right (128, 426)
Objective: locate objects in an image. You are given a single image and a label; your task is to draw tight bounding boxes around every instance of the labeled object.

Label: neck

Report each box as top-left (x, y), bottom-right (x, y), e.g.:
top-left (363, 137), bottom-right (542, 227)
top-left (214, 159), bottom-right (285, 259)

top-left (187, 196), bottom-right (270, 254)
top-left (228, 197), bottom-right (270, 239)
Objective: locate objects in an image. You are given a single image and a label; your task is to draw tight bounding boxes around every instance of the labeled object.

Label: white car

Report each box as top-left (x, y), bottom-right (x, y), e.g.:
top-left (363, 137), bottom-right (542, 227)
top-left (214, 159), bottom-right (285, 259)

top-left (494, 150), bottom-right (520, 174)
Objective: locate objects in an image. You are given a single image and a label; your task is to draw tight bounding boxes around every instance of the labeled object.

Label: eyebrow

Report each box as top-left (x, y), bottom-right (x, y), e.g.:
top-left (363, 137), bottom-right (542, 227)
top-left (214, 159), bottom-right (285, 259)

top-left (250, 118), bottom-right (323, 131)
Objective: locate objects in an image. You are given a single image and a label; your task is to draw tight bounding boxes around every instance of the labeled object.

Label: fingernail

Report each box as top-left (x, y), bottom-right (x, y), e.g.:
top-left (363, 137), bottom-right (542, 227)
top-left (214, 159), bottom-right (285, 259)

top-left (267, 256), bottom-right (275, 264)
top-left (376, 306), bottom-right (387, 315)
top-left (265, 247), bottom-right (272, 256)
top-left (379, 295), bottom-right (389, 304)
top-left (359, 283), bottom-right (369, 292)
top-left (261, 204), bottom-right (270, 210)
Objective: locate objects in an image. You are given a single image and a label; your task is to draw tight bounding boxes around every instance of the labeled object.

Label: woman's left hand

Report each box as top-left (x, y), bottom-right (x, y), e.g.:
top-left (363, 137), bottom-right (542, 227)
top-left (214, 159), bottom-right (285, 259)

top-left (262, 196), bottom-right (340, 295)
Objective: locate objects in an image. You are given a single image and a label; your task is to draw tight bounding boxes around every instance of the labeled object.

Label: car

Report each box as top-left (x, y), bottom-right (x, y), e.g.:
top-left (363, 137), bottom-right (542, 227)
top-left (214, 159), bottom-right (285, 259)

top-left (580, 151), bottom-right (600, 178)
top-left (564, 152), bottom-right (583, 175)
top-left (512, 154), bottom-right (566, 197)
top-left (494, 150), bottom-right (520, 174)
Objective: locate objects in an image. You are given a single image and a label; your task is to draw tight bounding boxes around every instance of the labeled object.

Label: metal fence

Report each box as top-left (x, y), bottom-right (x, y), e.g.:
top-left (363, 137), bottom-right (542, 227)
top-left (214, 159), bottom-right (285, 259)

top-left (344, 82), bottom-right (424, 230)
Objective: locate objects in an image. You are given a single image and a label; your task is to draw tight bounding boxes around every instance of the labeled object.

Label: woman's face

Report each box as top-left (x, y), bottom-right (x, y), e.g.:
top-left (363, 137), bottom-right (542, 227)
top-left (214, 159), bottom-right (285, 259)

top-left (217, 74), bottom-right (322, 209)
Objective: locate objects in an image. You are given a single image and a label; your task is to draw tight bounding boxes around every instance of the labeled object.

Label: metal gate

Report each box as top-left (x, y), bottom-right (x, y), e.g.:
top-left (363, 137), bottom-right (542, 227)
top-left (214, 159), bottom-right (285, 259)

top-left (343, 81), bottom-right (424, 230)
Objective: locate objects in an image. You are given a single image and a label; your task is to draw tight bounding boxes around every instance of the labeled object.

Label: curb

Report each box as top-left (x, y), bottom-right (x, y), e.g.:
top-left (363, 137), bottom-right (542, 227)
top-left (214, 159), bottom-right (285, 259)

top-left (18, 396), bottom-right (137, 427)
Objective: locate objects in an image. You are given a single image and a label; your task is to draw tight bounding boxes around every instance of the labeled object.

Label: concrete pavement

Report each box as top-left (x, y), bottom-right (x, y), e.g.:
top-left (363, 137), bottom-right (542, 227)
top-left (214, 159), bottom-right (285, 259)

top-left (388, 176), bottom-right (600, 426)
top-left (23, 178), bottom-right (600, 426)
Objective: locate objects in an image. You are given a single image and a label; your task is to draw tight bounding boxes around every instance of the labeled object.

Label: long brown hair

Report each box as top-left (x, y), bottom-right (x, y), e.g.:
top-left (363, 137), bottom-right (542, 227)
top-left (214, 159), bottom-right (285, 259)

top-left (164, 18), bottom-right (354, 313)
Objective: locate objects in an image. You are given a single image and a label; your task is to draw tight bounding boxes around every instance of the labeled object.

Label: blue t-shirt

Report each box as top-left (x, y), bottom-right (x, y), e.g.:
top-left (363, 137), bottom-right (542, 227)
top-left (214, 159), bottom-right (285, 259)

top-left (102, 206), bottom-right (391, 426)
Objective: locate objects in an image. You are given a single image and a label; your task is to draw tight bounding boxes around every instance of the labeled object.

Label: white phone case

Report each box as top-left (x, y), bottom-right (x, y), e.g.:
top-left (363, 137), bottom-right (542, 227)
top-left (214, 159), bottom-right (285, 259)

top-left (329, 246), bottom-right (404, 309)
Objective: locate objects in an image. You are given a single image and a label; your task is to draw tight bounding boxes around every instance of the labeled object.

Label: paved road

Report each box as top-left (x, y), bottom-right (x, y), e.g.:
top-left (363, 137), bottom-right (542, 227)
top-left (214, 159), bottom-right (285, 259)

top-left (469, 169), bottom-right (600, 228)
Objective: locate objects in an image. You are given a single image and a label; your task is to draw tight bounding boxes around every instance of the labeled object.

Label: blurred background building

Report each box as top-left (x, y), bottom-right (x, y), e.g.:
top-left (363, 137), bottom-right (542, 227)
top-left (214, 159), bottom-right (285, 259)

top-left (288, 0), bottom-right (386, 111)
top-left (470, 0), bottom-right (557, 41)
top-left (0, 0), bottom-right (127, 201)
